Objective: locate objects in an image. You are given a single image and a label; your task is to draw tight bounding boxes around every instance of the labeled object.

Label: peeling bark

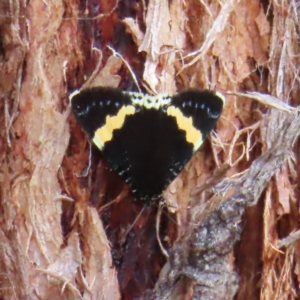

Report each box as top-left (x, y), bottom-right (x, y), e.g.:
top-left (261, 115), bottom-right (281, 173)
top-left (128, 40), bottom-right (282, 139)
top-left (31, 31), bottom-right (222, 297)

top-left (0, 0), bottom-right (300, 299)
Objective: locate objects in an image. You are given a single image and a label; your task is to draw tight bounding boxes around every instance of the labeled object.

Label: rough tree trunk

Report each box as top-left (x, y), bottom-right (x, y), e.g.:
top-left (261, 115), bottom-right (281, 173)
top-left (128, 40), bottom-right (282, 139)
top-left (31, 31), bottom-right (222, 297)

top-left (0, 0), bottom-right (299, 299)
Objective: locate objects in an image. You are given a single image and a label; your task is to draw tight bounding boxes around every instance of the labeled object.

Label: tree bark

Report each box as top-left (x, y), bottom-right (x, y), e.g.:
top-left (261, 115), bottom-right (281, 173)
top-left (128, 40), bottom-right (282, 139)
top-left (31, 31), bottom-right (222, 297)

top-left (0, 0), bottom-right (299, 299)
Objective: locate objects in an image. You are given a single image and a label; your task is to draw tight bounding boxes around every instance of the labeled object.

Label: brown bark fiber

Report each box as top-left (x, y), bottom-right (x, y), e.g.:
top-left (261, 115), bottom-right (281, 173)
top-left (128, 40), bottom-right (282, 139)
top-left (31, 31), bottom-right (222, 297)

top-left (0, 0), bottom-right (300, 299)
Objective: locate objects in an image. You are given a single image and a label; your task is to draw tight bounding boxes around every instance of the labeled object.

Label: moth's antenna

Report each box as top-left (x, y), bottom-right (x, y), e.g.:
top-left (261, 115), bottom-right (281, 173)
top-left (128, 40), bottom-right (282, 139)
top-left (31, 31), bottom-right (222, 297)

top-left (124, 204), bottom-right (147, 238)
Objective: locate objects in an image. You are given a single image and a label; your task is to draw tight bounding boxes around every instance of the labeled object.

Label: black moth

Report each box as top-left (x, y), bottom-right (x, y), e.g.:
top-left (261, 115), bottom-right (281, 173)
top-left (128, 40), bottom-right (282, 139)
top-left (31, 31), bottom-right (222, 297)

top-left (71, 87), bottom-right (225, 204)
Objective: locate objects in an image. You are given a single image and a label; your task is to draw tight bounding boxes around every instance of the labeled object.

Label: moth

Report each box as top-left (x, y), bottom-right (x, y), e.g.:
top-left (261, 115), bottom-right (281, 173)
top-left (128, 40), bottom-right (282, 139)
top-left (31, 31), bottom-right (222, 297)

top-left (71, 87), bottom-right (225, 204)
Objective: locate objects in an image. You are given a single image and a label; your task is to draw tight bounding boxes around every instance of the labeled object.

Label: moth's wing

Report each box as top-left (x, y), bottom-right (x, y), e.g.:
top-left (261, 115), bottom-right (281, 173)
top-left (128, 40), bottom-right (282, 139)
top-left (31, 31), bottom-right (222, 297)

top-left (70, 87), bottom-right (225, 204)
top-left (169, 89), bottom-right (225, 152)
top-left (70, 87), bottom-right (134, 150)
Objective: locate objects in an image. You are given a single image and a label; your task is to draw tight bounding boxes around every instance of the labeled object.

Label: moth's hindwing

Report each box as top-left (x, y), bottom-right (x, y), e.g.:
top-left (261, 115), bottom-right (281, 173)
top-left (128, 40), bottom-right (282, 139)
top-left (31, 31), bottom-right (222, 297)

top-left (71, 87), bottom-right (225, 204)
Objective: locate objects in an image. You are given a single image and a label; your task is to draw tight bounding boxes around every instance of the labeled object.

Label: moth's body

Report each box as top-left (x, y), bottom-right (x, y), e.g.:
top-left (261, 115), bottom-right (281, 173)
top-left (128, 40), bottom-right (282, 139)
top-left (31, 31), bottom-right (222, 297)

top-left (103, 108), bottom-right (192, 201)
top-left (71, 87), bottom-right (225, 204)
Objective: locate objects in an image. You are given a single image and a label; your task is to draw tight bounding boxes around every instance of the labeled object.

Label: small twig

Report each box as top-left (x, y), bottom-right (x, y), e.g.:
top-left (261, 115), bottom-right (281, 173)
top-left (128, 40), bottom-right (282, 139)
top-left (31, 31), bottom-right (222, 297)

top-left (277, 229), bottom-right (300, 249)
top-left (230, 91), bottom-right (296, 113)
top-left (107, 45), bottom-right (141, 92)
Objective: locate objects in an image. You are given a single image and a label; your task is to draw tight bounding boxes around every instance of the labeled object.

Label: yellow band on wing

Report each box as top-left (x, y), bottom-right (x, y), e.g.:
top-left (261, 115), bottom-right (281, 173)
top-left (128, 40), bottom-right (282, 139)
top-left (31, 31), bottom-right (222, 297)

top-left (167, 106), bottom-right (203, 152)
top-left (93, 105), bottom-right (136, 150)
